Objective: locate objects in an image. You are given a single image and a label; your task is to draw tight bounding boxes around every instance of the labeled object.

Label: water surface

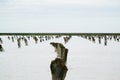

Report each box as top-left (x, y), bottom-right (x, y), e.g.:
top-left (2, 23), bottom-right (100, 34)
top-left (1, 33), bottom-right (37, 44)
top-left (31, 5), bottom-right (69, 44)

top-left (0, 34), bottom-right (120, 80)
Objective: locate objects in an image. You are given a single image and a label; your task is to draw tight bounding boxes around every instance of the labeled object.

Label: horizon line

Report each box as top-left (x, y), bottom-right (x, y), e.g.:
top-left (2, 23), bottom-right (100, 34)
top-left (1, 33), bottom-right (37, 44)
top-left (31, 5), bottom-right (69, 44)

top-left (0, 33), bottom-right (120, 36)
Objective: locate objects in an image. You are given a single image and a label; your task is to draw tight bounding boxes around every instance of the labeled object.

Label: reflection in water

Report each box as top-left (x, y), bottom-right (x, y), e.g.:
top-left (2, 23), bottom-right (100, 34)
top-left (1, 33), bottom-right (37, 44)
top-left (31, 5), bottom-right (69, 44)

top-left (0, 34), bottom-right (120, 52)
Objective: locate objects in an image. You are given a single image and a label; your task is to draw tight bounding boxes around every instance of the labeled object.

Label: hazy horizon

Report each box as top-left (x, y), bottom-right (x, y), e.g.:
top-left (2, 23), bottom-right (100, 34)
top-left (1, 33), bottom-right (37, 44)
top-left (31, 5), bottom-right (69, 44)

top-left (0, 0), bottom-right (120, 33)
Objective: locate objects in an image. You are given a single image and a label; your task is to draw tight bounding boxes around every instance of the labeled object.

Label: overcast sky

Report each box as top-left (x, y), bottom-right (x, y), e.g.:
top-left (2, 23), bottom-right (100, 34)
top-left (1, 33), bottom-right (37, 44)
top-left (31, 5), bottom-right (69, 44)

top-left (0, 0), bottom-right (120, 33)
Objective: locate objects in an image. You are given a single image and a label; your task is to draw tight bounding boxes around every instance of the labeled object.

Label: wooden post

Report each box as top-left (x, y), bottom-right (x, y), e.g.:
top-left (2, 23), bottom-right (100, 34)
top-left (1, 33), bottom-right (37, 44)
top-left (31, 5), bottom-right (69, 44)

top-left (0, 44), bottom-right (4, 52)
top-left (50, 42), bottom-right (68, 80)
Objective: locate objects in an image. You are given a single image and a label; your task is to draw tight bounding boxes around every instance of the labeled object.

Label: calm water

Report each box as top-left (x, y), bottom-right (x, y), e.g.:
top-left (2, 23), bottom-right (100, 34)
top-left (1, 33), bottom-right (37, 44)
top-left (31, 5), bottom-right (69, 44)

top-left (0, 35), bottom-right (120, 80)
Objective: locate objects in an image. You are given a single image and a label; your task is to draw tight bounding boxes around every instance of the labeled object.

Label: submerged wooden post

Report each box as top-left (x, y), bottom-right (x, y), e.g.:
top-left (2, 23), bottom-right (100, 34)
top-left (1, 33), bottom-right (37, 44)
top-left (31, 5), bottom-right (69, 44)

top-left (50, 42), bottom-right (68, 80)
top-left (0, 44), bottom-right (4, 52)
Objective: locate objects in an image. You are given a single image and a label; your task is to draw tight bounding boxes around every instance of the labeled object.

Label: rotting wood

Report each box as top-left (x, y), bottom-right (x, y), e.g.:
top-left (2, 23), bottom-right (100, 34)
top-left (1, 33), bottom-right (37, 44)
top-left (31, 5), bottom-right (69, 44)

top-left (50, 42), bottom-right (68, 80)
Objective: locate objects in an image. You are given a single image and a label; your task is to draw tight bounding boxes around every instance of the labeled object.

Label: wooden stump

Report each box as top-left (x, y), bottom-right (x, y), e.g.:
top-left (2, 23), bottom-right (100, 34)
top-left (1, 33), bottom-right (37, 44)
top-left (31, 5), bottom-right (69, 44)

top-left (50, 42), bottom-right (68, 80)
top-left (50, 58), bottom-right (68, 80)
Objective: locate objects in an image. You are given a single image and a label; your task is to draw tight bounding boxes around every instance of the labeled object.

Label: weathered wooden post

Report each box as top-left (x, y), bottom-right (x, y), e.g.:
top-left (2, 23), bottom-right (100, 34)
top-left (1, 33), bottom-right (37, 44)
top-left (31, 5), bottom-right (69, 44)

top-left (50, 42), bottom-right (68, 80)
top-left (0, 44), bottom-right (4, 52)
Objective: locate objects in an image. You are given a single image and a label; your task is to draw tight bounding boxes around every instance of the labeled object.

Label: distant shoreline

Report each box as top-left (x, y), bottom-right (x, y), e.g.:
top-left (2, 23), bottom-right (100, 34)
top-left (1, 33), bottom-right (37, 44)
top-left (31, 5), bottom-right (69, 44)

top-left (0, 33), bottom-right (120, 36)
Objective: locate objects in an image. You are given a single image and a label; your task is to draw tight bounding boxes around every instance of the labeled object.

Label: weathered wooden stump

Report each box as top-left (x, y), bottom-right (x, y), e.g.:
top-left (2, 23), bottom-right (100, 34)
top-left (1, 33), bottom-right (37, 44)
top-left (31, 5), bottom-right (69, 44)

top-left (50, 42), bottom-right (68, 80)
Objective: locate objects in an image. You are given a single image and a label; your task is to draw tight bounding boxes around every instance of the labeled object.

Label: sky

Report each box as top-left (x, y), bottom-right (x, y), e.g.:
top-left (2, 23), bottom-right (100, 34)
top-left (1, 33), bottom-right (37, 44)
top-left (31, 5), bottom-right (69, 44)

top-left (0, 0), bottom-right (120, 33)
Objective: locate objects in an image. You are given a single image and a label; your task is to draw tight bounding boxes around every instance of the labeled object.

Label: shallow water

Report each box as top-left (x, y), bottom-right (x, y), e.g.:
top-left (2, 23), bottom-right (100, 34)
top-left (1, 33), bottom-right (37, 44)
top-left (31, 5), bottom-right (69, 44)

top-left (0, 35), bottom-right (120, 80)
